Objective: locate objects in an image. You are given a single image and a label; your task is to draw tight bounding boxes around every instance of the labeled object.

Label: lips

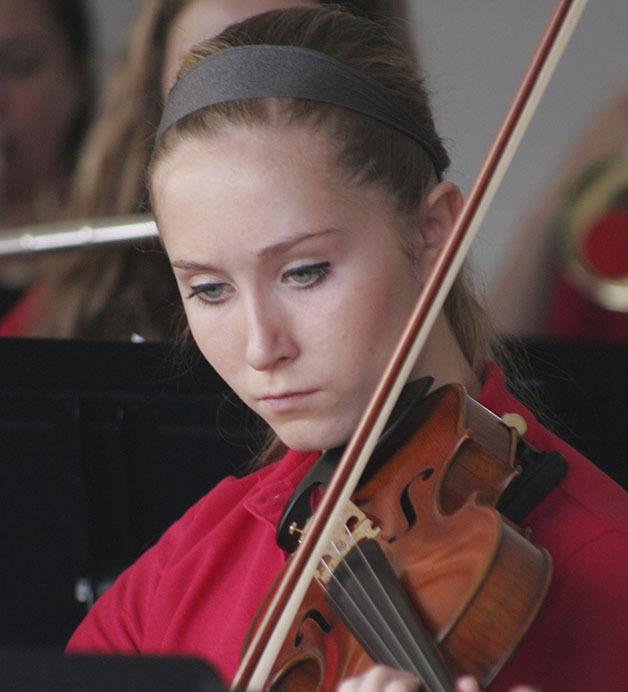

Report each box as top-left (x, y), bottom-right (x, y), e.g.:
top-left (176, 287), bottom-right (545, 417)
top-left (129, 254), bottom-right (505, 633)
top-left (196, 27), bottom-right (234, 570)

top-left (257, 390), bottom-right (317, 412)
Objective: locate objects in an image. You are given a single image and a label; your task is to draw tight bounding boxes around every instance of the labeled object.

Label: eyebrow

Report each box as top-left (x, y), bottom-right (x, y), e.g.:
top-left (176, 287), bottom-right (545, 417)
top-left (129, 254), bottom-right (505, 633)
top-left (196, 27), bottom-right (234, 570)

top-left (170, 227), bottom-right (345, 272)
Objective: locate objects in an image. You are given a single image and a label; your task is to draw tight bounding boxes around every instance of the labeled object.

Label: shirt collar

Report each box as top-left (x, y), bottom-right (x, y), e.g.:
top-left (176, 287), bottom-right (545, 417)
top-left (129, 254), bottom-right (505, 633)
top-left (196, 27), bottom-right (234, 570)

top-left (243, 449), bottom-right (319, 529)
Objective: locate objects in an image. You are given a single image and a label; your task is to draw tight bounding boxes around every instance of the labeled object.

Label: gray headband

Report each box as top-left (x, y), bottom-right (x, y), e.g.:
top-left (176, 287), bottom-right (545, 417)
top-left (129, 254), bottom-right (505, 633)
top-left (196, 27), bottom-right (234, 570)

top-left (157, 45), bottom-right (449, 177)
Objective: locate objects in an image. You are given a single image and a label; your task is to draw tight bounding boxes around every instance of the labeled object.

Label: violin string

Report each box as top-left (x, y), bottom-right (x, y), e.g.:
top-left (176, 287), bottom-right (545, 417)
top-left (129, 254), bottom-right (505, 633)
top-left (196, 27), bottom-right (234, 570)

top-left (316, 552), bottom-right (412, 674)
top-left (331, 525), bottom-right (448, 690)
top-left (320, 530), bottom-right (424, 676)
top-left (340, 528), bottom-right (437, 673)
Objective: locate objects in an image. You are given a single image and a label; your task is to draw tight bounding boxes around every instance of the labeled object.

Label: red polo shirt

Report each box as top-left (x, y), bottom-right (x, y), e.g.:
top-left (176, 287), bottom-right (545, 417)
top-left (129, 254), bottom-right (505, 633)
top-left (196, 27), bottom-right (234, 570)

top-left (0, 285), bottom-right (43, 337)
top-left (67, 364), bottom-right (628, 690)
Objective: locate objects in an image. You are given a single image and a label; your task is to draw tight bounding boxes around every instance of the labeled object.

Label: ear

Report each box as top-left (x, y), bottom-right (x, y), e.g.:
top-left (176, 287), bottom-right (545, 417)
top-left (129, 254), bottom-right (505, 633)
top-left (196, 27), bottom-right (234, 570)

top-left (415, 181), bottom-right (463, 279)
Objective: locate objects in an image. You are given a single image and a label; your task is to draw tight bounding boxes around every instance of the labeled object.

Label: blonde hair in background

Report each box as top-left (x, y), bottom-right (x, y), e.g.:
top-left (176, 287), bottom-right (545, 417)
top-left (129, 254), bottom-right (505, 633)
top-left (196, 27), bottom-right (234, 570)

top-left (28, 0), bottom-right (195, 339)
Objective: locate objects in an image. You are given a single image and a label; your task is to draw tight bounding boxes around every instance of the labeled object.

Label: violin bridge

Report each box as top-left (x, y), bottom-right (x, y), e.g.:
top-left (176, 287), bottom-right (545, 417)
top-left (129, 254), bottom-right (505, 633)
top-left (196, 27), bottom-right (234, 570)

top-left (315, 501), bottom-right (380, 585)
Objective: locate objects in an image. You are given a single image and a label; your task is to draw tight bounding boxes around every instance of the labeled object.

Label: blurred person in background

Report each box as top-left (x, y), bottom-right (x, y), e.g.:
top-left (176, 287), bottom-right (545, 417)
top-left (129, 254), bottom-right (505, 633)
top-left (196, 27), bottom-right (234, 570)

top-left (489, 85), bottom-right (628, 343)
top-left (0, 0), bottom-right (414, 340)
top-left (0, 0), bottom-right (91, 306)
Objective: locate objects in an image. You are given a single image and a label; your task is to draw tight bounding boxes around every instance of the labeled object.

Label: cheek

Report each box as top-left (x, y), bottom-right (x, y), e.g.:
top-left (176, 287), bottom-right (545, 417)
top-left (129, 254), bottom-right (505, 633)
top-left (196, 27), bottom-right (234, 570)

top-left (329, 263), bottom-right (418, 371)
top-left (185, 305), bottom-right (245, 387)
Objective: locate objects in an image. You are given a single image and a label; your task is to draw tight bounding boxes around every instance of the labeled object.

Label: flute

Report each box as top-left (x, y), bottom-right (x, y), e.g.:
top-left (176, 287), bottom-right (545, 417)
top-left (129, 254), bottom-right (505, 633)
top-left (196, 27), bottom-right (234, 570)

top-left (0, 215), bottom-right (158, 257)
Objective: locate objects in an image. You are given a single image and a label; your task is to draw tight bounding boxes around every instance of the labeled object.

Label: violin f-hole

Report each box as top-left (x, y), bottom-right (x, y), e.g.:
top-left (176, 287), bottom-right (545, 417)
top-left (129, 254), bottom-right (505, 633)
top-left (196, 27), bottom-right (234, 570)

top-left (294, 609), bottom-right (332, 647)
top-left (390, 468), bottom-right (435, 543)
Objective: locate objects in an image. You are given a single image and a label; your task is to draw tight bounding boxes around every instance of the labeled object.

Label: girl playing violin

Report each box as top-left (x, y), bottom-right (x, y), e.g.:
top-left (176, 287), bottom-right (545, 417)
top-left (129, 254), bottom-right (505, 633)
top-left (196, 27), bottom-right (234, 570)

top-left (67, 6), bottom-right (628, 690)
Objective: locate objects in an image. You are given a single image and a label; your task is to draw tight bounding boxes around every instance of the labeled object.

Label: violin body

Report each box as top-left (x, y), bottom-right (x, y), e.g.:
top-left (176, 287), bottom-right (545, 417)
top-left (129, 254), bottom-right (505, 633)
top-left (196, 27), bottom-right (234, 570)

top-left (249, 384), bottom-right (552, 690)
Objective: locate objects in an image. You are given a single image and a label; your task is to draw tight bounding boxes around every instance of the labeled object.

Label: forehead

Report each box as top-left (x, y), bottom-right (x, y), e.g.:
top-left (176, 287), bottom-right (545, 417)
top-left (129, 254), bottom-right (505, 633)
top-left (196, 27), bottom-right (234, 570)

top-left (153, 121), bottom-right (341, 200)
top-left (153, 123), bottom-right (346, 228)
top-left (152, 122), bottom-right (402, 258)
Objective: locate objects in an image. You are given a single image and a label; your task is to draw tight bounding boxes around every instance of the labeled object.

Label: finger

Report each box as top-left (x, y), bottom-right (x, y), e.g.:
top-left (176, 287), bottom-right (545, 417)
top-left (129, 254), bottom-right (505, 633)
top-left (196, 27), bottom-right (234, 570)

top-left (455, 676), bottom-right (538, 692)
top-left (385, 675), bottom-right (421, 692)
top-left (337, 665), bottom-right (420, 691)
top-left (455, 675), bottom-right (480, 692)
top-left (337, 678), bottom-right (359, 692)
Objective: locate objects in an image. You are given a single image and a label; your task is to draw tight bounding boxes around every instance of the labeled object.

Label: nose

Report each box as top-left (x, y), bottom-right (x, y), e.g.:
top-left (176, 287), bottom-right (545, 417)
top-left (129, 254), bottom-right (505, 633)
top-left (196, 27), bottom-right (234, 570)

top-left (243, 293), bottom-right (299, 372)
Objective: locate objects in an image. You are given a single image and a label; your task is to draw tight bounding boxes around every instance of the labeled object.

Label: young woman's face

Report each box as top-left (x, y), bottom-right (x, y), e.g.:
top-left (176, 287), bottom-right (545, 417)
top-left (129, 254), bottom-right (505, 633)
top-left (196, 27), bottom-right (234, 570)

top-left (154, 125), bottom-right (427, 451)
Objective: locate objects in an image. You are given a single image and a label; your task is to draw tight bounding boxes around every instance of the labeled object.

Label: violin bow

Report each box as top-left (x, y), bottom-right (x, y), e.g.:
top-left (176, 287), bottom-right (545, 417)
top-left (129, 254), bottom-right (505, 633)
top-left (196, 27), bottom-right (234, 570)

top-left (232, 1), bottom-right (588, 688)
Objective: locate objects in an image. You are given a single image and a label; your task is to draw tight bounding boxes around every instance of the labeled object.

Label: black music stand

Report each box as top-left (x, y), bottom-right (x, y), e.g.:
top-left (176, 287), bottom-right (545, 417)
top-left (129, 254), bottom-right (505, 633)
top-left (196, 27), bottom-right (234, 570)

top-left (0, 338), bottom-right (257, 648)
top-left (0, 650), bottom-right (225, 692)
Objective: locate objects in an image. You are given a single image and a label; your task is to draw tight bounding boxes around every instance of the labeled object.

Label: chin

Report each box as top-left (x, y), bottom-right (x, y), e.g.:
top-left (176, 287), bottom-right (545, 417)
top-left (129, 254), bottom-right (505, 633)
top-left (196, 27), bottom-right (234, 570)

top-left (275, 420), bottom-right (351, 453)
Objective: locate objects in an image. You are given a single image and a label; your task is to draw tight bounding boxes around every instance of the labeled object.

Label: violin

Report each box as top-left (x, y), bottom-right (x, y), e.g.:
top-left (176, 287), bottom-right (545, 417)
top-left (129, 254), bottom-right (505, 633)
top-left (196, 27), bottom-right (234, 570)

top-left (248, 382), bottom-right (551, 690)
top-left (232, 1), bottom-right (587, 689)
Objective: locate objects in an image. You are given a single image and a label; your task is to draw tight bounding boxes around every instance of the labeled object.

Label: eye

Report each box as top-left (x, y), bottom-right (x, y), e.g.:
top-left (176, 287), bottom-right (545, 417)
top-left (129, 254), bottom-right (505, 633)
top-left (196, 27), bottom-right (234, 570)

top-left (187, 282), bottom-right (233, 304)
top-left (282, 262), bottom-right (331, 288)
